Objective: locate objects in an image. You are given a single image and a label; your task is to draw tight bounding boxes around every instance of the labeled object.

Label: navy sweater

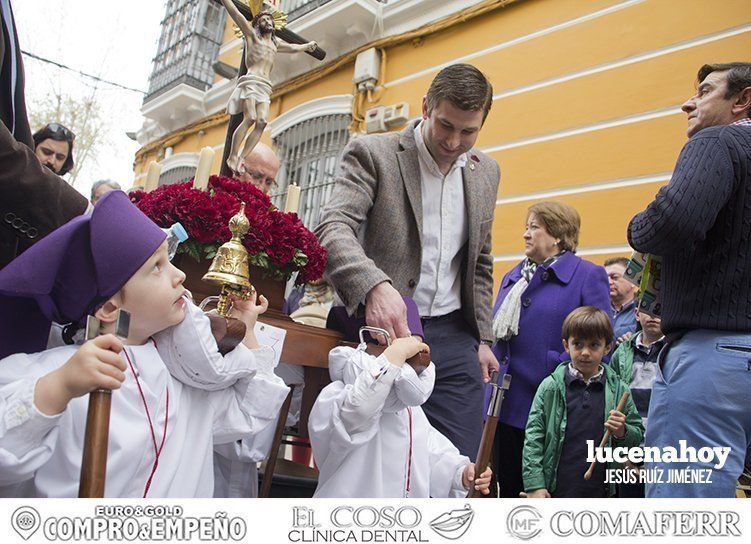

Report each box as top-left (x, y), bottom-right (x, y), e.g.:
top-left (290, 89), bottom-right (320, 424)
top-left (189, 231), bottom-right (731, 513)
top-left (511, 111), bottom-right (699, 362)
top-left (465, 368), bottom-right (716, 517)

top-left (628, 124), bottom-right (751, 334)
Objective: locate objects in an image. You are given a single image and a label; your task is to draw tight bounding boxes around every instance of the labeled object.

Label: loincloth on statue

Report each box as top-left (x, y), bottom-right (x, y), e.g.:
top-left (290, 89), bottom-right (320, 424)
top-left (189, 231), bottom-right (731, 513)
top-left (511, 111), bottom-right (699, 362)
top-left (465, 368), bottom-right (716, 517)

top-left (227, 74), bottom-right (273, 114)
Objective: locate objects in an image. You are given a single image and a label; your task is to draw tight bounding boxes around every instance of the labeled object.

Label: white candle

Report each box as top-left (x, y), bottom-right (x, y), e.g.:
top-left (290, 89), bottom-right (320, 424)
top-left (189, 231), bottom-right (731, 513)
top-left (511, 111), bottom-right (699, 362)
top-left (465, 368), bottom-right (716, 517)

top-left (193, 147), bottom-right (215, 190)
top-left (144, 161), bottom-right (162, 192)
top-left (284, 183), bottom-right (301, 213)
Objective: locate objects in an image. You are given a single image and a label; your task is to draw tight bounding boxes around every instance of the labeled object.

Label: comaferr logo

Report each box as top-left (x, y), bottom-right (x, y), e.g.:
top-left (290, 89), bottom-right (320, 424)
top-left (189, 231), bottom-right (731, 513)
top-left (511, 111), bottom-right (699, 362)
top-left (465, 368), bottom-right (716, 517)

top-left (429, 504), bottom-right (475, 540)
top-left (550, 511), bottom-right (741, 537)
top-left (507, 505), bottom-right (543, 541)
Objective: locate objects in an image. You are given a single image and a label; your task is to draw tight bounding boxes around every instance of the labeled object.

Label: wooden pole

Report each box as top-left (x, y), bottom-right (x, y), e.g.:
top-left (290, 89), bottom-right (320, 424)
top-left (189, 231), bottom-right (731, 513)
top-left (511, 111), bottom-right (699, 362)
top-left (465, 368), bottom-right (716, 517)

top-left (260, 386), bottom-right (296, 497)
top-left (78, 312), bottom-right (130, 497)
top-left (78, 391), bottom-right (112, 497)
top-left (470, 372), bottom-right (511, 498)
top-left (583, 390), bottom-right (630, 481)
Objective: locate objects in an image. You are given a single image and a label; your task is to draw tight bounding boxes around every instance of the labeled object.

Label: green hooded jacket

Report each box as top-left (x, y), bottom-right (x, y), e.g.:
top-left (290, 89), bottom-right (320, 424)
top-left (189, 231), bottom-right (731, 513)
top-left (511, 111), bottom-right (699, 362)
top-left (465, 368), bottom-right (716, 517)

top-left (608, 336), bottom-right (637, 385)
top-left (522, 362), bottom-right (645, 497)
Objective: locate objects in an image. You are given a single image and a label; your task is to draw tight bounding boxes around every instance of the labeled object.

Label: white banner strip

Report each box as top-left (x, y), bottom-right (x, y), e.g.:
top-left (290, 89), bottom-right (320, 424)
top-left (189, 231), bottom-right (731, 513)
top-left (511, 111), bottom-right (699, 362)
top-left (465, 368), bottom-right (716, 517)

top-left (0, 497), bottom-right (747, 543)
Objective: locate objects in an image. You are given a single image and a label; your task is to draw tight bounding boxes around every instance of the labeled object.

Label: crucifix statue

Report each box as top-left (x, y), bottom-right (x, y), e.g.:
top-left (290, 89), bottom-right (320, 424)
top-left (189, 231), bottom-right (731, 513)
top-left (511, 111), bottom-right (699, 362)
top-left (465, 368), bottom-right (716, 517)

top-left (219, 0), bottom-right (320, 175)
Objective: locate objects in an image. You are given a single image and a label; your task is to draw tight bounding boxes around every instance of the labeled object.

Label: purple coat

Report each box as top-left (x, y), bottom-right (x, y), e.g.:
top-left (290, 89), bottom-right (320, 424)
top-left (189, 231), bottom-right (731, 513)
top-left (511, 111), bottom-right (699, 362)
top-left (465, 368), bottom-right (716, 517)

top-left (491, 251), bottom-right (611, 429)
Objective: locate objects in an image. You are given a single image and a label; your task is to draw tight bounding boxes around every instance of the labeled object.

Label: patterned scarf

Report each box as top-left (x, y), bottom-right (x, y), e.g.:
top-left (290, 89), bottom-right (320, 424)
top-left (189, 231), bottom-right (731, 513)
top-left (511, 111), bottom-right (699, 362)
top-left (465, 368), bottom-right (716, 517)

top-left (492, 252), bottom-right (564, 341)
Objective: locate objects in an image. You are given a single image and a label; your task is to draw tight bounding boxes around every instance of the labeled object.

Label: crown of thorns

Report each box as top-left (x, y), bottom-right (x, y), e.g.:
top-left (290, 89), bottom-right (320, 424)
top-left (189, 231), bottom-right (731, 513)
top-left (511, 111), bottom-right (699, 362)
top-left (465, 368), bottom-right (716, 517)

top-left (233, 9), bottom-right (286, 39)
top-left (256, 8), bottom-right (287, 30)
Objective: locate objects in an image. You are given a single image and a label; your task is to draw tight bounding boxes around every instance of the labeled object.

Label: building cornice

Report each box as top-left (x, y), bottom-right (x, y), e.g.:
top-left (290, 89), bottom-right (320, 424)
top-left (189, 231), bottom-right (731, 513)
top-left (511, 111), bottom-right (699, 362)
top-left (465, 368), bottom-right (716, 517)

top-left (268, 94), bottom-right (353, 138)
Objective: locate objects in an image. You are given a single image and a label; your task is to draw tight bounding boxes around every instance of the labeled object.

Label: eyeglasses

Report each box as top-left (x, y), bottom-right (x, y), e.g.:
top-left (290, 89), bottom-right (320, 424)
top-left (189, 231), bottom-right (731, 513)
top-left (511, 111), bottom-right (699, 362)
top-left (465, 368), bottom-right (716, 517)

top-left (246, 170), bottom-right (278, 189)
top-left (46, 123), bottom-right (76, 142)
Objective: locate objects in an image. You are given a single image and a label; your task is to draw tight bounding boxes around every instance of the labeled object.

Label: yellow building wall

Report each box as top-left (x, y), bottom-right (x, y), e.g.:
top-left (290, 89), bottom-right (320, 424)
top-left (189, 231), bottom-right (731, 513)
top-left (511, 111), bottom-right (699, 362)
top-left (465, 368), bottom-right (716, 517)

top-left (135, 0), bottom-right (751, 294)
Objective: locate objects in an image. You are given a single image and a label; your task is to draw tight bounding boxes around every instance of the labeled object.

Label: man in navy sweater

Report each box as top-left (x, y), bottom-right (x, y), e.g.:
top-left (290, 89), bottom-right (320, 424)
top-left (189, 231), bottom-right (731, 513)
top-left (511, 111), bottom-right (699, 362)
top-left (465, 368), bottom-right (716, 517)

top-left (628, 62), bottom-right (751, 498)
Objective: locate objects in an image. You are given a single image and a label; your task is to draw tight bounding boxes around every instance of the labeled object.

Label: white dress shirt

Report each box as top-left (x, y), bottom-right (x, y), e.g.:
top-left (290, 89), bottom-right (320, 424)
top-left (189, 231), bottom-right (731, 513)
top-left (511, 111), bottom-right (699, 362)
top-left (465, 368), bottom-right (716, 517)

top-left (412, 121), bottom-right (468, 317)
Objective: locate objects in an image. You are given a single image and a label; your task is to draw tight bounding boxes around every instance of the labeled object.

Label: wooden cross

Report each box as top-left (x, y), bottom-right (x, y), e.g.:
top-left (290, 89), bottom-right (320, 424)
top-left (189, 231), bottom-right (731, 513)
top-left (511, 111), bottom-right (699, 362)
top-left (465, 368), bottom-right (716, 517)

top-left (213, 0), bottom-right (327, 176)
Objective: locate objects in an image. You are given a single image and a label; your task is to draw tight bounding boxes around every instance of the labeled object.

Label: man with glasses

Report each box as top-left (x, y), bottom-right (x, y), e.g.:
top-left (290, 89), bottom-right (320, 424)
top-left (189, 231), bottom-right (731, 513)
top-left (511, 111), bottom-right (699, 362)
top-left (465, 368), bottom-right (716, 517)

top-left (237, 142), bottom-right (279, 195)
top-left (32, 122), bottom-right (75, 175)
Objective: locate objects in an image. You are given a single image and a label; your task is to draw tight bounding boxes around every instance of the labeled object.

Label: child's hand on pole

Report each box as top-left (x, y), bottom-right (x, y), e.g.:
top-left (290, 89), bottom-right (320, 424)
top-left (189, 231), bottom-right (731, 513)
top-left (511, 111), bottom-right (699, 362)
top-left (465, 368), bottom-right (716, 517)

top-left (35, 334), bottom-right (126, 415)
top-left (383, 336), bottom-right (429, 366)
top-left (605, 409), bottom-right (627, 438)
top-left (463, 463), bottom-right (492, 495)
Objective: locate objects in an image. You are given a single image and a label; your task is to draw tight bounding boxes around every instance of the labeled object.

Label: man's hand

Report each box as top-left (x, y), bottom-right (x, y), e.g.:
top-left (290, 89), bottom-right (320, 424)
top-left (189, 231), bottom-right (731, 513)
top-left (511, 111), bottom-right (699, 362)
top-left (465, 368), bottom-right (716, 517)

top-left (463, 463), bottom-right (493, 495)
top-left (605, 409), bottom-right (627, 438)
top-left (304, 41), bottom-right (318, 52)
top-left (365, 282), bottom-right (411, 344)
top-left (478, 343), bottom-right (499, 383)
top-left (35, 334), bottom-right (127, 416)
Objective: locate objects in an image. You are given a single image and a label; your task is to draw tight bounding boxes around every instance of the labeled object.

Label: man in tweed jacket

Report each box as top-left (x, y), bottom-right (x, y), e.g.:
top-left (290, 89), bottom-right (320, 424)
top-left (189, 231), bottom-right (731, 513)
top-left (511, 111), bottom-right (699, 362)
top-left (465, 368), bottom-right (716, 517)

top-left (316, 64), bottom-right (500, 458)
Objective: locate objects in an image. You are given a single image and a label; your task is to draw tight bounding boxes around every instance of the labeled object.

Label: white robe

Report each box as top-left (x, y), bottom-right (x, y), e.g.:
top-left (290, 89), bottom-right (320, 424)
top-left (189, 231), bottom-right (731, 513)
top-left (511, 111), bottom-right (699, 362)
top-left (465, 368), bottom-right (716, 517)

top-left (0, 300), bottom-right (288, 498)
top-left (212, 363), bottom-right (303, 498)
top-left (309, 347), bottom-right (470, 498)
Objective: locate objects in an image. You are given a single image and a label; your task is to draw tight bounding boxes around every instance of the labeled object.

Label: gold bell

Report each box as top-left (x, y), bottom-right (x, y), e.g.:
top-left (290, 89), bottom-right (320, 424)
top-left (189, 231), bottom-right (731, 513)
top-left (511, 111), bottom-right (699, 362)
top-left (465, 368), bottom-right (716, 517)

top-left (202, 202), bottom-right (254, 317)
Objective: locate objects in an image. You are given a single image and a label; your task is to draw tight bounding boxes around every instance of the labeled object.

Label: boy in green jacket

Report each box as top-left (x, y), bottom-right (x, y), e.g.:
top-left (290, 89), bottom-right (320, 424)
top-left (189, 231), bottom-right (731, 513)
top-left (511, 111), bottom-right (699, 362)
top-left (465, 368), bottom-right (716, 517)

top-left (522, 306), bottom-right (644, 498)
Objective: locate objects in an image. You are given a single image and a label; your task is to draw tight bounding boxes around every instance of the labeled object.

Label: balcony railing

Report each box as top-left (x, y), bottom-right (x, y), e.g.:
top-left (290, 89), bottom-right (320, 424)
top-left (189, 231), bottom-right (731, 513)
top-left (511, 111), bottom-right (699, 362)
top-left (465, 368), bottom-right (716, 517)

top-left (279, 0), bottom-right (333, 23)
top-left (144, 0), bottom-right (226, 104)
top-left (280, 0), bottom-right (388, 24)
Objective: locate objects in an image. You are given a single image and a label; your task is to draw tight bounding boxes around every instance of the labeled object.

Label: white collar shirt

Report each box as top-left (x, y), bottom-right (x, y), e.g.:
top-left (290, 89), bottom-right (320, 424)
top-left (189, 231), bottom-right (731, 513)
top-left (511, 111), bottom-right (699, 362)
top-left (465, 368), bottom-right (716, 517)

top-left (412, 121), bottom-right (468, 317)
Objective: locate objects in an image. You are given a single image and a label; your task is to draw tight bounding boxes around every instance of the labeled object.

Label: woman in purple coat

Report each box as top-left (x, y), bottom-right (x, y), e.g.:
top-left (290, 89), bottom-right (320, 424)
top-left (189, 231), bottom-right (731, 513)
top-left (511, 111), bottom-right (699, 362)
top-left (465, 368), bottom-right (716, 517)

top-left (490, 201), bottom-right (611, 497)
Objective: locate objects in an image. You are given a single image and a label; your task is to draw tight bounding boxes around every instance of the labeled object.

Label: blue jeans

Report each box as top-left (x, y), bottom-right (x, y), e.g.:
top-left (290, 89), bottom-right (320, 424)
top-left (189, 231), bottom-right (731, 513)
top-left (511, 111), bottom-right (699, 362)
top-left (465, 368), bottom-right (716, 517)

top-left (645, 330), bottom-right (751, 497)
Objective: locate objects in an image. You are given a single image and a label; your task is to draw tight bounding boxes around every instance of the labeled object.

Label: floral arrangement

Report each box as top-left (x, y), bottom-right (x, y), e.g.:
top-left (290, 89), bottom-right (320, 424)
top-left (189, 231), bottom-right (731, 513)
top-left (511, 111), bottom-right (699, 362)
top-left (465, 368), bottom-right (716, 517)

top-left (130, 175), bottom-right (326, 284)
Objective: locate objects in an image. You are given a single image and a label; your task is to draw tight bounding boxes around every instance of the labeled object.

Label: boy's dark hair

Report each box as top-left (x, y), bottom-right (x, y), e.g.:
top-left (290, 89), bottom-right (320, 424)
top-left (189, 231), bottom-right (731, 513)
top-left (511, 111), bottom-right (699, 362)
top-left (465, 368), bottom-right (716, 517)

top-left (604, 256), bottom-right (629, 268)
top-left (697, 62), bottom-right (751, 118)
top-left (425, 63), bottom-right (494, 123)
top-left (561, 306), bottom-right (613, 344)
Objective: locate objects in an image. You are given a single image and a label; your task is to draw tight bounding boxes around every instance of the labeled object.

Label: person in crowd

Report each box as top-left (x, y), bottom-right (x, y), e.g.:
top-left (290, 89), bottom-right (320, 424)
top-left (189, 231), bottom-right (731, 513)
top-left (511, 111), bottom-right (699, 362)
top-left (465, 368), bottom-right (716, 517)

top-left (32, 123), bottom-right (75, 175)
top-left (522, 306), bottom-right (643, 498)
top-left (238, 142), bottom-right (279, 195)
top-left (213, 141), bottom-right (298, 498)
top-left (628, 61), bottom-right (751, 498)
top-left (90, 179), bottom-right (121, 205)
top-left (609, 303), bottom-right (665, 498)
top-left (0, 191), bottom-right (288, 497)
top-left (309, 306), bottom-right (492, 498)
top-left (491, 200), bottom-right (611, 497)
top-left (316, 64), bottom-right (501, 459)
top-left (604, 257), bottom-right (638, 341)
top-left (1, 2), bottom-right (88, 272)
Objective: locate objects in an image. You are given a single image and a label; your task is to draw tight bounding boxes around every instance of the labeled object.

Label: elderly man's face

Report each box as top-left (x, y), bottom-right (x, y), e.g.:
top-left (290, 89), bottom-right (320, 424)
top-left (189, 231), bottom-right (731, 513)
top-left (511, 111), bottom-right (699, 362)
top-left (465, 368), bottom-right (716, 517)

top-left (605, 263), bottom-right (637, 308)
top-left (239, 146), bottom-right (280, 195)
top-left (92, 184), bottom-right (117, 204)
top-left (35, 138), bottom-right (69, 174)
top-left (682, 70), bottom-right (738, 138)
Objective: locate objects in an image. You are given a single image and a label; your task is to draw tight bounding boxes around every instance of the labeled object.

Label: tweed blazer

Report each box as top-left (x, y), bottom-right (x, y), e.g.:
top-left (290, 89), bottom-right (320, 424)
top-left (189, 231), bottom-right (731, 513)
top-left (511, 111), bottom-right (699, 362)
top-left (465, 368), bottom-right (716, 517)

top-left (315, 121), bottom-right (500, 341)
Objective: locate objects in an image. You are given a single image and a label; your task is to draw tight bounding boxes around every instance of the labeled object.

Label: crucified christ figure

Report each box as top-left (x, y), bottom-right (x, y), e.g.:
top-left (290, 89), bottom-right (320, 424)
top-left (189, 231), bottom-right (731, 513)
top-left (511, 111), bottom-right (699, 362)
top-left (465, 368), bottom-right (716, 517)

top-left (220, 0), bottom-right (317, 175)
